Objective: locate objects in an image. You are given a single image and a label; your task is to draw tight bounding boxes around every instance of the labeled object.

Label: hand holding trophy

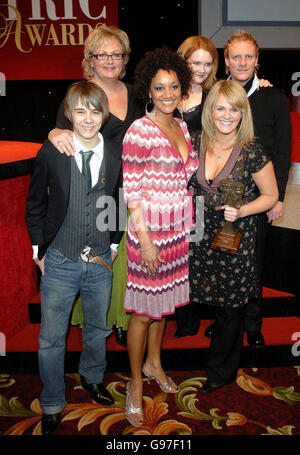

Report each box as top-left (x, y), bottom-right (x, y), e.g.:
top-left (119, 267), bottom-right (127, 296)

top-left (211, 178), bottom-right (245, 254)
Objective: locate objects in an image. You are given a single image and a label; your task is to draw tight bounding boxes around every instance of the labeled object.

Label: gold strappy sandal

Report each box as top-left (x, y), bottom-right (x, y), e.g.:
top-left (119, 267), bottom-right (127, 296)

top-left (125, 382), bottom-right (144, 427)
top-left (142, 364), bottom-right (179, 393)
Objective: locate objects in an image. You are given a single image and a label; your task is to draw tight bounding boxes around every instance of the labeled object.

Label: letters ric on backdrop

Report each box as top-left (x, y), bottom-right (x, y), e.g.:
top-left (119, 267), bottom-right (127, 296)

top-left (0, 1), bottom-right (118, 80)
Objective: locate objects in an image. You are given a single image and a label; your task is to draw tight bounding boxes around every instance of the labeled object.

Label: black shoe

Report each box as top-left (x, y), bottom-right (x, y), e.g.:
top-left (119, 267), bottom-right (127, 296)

top-left (174, 327), bottom-right (199, 338)
top-left (247, 331), bottom-right (265, 348)
top-left (202, 376), bottom-right (236, 394)
top-left (114, 327), bottom-right (127, 347)
top-left (41, 412), bottom-right (61, 435)
top-left (80, 375), bottom-right (114, 406)
top-left (204, 322), bottom-right (215, 339)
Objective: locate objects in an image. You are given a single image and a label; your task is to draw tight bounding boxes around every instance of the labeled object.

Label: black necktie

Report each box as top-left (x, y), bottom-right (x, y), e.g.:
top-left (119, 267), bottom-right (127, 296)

top-left (80, 150), bottom-right (94, 189)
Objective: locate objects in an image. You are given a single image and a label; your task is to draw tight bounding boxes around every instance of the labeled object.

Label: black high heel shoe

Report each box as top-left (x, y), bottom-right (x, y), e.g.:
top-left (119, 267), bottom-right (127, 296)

top-left (204, 322), bottom-right (216, 339)
top-left (114, 327), bottom-right (127, 347)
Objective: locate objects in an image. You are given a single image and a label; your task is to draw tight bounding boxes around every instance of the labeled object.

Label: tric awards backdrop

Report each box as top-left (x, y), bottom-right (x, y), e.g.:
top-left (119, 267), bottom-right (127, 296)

top-left (0, 0), bottom-right (118, 80)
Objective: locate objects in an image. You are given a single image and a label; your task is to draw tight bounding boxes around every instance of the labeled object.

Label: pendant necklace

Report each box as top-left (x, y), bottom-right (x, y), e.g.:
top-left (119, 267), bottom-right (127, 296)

top-left (216, 149), bottom-right (225, 162)
top-left (216, 146), bottom-right (231, 162)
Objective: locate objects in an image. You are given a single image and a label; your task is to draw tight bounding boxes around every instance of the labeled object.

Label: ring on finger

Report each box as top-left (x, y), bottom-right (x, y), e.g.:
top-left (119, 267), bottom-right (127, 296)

top-left (57, 140), bottom-right (61, 145)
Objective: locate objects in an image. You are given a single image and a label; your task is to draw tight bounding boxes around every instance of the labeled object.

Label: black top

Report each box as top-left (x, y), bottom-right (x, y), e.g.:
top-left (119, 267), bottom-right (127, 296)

top-left (56, 82), bottom-right (144, 146)
top-left (244, 77), bottom-right (291, 201)
top-left (174, 91), bottom-right (207, 135)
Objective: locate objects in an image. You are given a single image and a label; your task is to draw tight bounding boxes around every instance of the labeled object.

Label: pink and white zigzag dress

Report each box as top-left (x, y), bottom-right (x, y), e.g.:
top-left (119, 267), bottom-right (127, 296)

top-left (122, 116), bottom-right (199, 319)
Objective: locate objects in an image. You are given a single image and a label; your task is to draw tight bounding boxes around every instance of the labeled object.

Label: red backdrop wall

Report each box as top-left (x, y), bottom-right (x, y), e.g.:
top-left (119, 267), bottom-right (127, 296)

top-left (0, 0), bottom-right (118, 80)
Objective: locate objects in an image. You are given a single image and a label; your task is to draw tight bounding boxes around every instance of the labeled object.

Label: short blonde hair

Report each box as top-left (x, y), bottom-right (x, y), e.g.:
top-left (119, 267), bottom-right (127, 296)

top-left (224, 29), bottom-right (259, 60)
top-left (64, 80), bottom-right (109, 124)
top-left (82, 23), bottom-right (131, 80)
top-left (201, 79), bottom-right (254, 150)
top-left (177, 36), bottom-right (218, 91)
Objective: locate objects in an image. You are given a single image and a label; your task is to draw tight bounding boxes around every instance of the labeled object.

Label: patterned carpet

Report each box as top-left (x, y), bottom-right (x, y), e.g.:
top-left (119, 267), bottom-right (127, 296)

top-left (1, 366), bottom-right (300, 436)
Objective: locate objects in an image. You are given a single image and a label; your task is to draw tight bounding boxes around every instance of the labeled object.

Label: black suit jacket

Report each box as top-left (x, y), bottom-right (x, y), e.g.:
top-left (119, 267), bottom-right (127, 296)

top-left (25, 138), bottom-right (124, 259)
top-left (243, 81), bottom-right (291, 202)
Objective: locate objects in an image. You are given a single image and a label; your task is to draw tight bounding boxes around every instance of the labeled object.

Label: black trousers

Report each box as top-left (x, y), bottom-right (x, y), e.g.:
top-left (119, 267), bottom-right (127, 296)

top-left (244, 213), bottom-right (269, 333)
top-left (175, 301), bottom-right (202, 334)
top-left (205, 306), bottom-right (245, 383)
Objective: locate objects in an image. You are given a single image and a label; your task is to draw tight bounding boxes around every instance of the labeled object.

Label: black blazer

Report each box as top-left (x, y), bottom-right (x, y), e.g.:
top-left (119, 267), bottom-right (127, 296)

top-left (25, 138), bottom-right (124, 259)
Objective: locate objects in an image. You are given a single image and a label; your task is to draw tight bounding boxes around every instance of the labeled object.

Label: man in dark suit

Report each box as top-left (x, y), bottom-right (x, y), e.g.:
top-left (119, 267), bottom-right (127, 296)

top-left (26, 80), bottom-right (124, 435)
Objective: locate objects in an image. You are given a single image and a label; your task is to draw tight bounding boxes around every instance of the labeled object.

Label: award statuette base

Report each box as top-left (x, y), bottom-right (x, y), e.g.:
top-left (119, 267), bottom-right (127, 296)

top-left (211, 221), bottom-right (242, 255)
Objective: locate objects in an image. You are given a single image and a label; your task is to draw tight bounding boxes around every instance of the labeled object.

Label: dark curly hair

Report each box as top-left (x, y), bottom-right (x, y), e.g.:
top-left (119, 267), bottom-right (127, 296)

top-left (134, 47), bottom-right (192, 104)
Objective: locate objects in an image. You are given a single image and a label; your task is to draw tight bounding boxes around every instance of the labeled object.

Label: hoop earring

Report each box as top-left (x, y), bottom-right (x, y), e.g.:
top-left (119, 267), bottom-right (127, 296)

top-left (145, 97), bottom-right (156, 119)
top-left (178, 104), bottom-right (184, 120)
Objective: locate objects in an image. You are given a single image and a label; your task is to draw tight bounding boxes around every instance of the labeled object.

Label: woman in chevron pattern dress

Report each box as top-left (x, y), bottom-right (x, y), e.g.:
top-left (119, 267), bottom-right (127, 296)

top-left (122, 48), bottom-right (199, 427)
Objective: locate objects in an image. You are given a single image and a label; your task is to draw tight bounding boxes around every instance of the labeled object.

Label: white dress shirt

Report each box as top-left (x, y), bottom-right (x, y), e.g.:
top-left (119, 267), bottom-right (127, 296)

top-left (227, 74), bottom-right (260, 97)
top-left (73, 132), bottom-right (104, 188)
